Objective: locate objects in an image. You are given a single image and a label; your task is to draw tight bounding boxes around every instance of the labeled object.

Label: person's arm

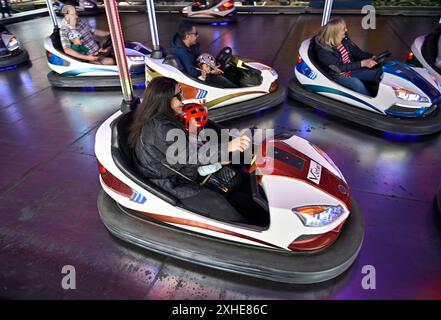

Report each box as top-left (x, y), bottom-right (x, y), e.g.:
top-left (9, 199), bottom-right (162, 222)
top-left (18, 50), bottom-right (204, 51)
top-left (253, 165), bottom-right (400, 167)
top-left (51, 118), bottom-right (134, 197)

top-left (178, 52), bottom-right (202, 78)
top-left (93, 29), bottom-right (110, 37)
top-left (63, 47), bottom-right (99, 62)
top-left (153, 120), bottom-right (248, 173)
top-left (346, 37), bottom-right (373, 61)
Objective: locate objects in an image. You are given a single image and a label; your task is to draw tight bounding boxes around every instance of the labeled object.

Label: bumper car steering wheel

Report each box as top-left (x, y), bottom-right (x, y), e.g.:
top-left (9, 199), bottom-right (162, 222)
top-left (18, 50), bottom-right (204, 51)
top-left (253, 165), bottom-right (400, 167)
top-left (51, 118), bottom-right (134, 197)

top-left (373, 50), bottom-right (391, 67)
top-left (102, 35), bottom-right (113, 50)
top-left (216, 46), bottom-right (233, 69)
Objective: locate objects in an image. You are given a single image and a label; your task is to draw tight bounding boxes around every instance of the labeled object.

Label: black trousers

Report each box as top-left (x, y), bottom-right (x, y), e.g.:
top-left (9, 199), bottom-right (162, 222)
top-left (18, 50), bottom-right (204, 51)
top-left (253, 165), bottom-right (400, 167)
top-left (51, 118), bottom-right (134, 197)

top-left (181, 189), bottom-right (247, 223)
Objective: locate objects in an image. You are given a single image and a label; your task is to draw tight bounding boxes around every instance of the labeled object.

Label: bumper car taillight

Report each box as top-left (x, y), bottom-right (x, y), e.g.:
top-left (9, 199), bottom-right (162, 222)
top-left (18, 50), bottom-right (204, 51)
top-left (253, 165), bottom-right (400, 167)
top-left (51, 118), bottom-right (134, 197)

top-left (269, 81), bottom-right (277, 93)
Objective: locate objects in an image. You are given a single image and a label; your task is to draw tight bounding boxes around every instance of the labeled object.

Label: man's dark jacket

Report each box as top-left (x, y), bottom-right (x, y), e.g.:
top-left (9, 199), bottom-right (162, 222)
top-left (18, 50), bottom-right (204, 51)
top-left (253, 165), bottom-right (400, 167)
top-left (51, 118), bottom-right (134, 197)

top-left (170, 33), bottom-right (201, 78)
top-left (315, 35), bottom-right (373, 79)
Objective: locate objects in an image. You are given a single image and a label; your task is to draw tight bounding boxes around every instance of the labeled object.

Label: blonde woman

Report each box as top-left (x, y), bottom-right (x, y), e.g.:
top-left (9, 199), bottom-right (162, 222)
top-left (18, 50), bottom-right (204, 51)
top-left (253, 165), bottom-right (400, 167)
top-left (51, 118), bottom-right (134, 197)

top-left (315, 17), bottom-right (382, 96)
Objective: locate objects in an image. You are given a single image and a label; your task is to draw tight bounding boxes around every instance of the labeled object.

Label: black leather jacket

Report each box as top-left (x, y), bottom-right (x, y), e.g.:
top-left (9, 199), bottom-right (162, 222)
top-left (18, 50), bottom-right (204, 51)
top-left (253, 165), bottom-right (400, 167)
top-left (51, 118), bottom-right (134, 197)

top-left (133, 113), bottom-right (227, 199)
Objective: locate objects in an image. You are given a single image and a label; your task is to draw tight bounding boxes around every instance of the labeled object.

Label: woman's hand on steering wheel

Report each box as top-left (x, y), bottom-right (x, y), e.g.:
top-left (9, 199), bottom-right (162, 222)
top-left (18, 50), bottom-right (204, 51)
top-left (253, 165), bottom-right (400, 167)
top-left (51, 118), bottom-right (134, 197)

top-left (361, 58), bottom-right (378, 68)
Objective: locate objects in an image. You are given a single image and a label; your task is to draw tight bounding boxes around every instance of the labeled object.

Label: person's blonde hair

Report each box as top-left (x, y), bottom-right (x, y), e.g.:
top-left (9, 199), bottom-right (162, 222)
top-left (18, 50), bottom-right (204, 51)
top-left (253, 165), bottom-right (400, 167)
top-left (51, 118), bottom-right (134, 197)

top-left (317, 18), bottom-right (346, 47)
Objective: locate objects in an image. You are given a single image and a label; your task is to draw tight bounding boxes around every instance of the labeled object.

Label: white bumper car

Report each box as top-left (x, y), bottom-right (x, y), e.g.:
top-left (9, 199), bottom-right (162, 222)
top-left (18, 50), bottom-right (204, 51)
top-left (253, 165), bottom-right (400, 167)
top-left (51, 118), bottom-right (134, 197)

top-left (289, 37), bottom-right (441, 135)
top-left (145, 47), bottom-right (285, 122)
top-left (94, 109), bottom-right (364, 284)
top-left (45, 29), bottom-right (151, 87)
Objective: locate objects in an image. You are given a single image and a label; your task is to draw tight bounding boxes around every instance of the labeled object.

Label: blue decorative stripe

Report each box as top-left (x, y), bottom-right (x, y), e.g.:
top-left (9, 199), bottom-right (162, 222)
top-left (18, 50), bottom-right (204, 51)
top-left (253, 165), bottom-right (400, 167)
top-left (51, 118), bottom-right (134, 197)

top-left (197, 89), bottom-right (208, 99)
top-left (131, 191), bottom-right (146, 204)
top-left (62, 68), bottom-right (118, 76)
top-left (383, 61), bottom-right (441, 104)
top-left (48, 52), bottom-right (67, 66)
top-left (296, 59), bottom-right (317, 80)
top-left (304, 84), bottom-right (383, 113)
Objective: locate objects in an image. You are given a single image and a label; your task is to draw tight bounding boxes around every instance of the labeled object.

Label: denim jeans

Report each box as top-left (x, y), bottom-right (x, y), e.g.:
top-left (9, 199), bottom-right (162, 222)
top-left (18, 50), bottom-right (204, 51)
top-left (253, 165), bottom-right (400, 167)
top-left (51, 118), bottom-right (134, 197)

top-left (336, 68), bottom-right (382, 96)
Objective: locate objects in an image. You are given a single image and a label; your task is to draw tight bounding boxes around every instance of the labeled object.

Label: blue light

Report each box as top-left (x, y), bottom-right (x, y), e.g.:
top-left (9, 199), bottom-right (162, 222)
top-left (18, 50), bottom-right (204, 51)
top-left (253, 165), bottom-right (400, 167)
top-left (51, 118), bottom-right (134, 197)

top-left (130, 70), bottom-right (145, 75)
top-left (210, 22), bottom-right (218, 26)
top-left (385, 107), bottom-right (429, 118)
top-left (81, 86), bottom-right (96, 91)
top-left (382, 132), bottom-right (422, 141)
top-left (313, 108), bottom-right (333, 119)
top-left (219, 22), bottom-right (229, 26)
top-left (0, 65), bottom-right (18, 72)
top-left (134, 84), bottom-right (146, 89)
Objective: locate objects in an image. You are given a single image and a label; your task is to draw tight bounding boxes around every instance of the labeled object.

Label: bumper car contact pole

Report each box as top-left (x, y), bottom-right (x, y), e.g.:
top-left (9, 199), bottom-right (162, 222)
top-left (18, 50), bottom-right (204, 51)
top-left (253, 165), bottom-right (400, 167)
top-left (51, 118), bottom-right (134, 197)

top-left (145, 0), bottom-right (163, 59)
top-left (45, 0), bottom-right (59, 28)
top-left (103, 0), bottom-right (139, 112)
top-left (321, 0), bottom-right (333, 26)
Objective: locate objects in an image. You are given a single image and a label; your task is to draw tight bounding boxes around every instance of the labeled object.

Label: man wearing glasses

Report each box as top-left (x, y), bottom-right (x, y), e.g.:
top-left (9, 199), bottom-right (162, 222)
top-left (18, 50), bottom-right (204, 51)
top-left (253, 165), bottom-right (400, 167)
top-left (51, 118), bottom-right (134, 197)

top-left (171, 22), bottom-right (230, 86)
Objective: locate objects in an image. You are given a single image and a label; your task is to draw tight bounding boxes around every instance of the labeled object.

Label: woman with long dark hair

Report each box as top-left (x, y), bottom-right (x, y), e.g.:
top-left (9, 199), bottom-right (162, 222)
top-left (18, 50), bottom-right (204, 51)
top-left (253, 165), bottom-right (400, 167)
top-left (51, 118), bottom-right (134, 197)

top-left (128, 76), bottom-right (251, 222)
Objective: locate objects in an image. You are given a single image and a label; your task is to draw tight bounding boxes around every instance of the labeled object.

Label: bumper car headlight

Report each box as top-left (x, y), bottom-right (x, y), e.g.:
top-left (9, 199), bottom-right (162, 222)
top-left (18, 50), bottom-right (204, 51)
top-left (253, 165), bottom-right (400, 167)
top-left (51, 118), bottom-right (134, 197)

top-left (394, 88), bottom-right (429, 103)
top-left (7, 37), bottom-right (18, 50)
top-left (293, 205), bottom-right (345, 227)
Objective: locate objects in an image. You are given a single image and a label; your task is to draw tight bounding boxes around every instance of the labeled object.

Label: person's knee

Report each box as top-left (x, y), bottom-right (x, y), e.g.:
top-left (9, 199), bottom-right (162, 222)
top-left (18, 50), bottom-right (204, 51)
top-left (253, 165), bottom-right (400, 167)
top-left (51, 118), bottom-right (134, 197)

top-left (351, 78), bottom-right (369, 95)
top-left (337, 76), bottom-right (368, 95)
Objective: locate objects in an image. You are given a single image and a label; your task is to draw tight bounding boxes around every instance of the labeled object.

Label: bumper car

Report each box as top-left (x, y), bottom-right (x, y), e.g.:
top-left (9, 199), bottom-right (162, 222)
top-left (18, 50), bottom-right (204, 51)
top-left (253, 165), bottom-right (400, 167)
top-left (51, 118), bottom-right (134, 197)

top-left (95, 109), bottom-right (364, 284)
top-left (182, 0), bottom-right (237, 24)
top-left (54, 0), bottom-right (100, 16)
top-left (407, 29), bottom-right (441, 85)
top-left (0, 24), bottom-right (29, 70)
top-left (288, 37), bottom-right (441, 135)
top-left (45, 29), bottom-right (151, 87)
top-left (146, 47), bottom-right (285, 122)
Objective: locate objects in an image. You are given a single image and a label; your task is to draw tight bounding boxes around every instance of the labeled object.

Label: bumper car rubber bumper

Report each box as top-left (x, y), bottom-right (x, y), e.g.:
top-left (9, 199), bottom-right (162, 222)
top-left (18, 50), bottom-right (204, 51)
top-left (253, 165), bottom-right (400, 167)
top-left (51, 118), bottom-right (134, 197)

top-left (97, 189), bottom-right (364, 284)
top-left (47, 71), bottom-right (145, 88)
top-left (0, 49), bottom-right (29, 68)
top-left (209, 84), bottom-right (286, 123)
top-left (288, 78), bottom-right (441, 136)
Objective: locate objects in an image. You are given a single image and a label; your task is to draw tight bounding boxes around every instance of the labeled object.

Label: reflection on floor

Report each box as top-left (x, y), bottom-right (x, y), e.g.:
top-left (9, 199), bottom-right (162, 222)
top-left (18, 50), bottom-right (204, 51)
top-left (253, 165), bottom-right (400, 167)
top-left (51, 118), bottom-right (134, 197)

top-left (0, 13), bottom-right (441, 299)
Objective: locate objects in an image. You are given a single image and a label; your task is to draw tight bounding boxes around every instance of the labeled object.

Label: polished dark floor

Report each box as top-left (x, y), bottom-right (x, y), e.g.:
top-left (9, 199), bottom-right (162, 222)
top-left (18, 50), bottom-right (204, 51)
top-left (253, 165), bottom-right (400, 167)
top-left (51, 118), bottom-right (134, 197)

top-left (1, 12), bottom-right (441, 299)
